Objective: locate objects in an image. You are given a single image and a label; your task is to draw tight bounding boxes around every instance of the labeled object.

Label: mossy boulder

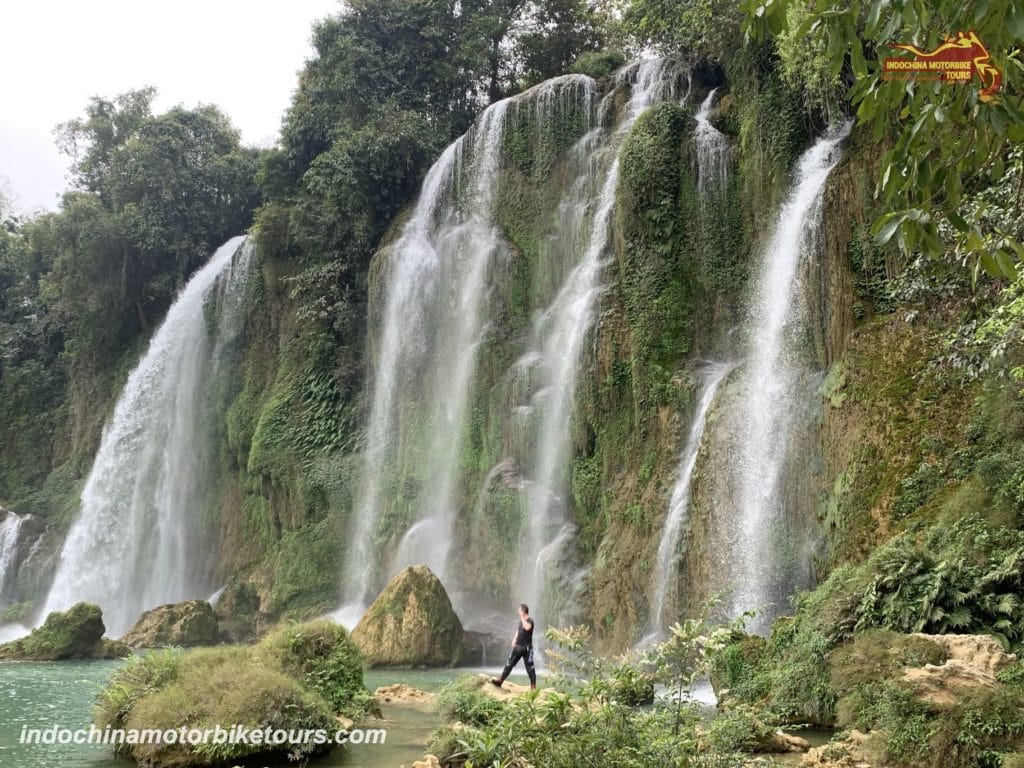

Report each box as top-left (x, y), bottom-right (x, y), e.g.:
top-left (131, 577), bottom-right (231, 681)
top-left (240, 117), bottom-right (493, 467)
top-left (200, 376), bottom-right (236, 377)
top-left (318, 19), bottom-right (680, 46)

top-left (95, 620), bottom-right (373, 766)
top-left (120, 599), bottom-right (220, 648)
top-left (0, 602), bottom-right (130, 660)
top-left (352, 565), bottom-right (464, 667)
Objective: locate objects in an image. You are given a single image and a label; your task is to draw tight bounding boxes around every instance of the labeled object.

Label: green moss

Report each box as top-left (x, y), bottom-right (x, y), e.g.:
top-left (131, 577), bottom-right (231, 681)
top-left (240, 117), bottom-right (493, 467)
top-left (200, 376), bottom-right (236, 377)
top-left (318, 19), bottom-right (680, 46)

top-left (267, 517), bottom-right (345, 619)
top-left (0, 603), bottom-right (127, 660)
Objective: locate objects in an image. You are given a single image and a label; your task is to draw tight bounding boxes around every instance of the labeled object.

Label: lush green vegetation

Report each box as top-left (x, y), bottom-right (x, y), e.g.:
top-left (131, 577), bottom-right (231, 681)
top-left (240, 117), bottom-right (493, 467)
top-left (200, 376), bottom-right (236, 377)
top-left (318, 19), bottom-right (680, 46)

top-left (430, 619), bottom-right (754, 768)
top-left (94, 620), bottom-right (373, 766)
top-left (2, 1), bottom-right (1024, 764)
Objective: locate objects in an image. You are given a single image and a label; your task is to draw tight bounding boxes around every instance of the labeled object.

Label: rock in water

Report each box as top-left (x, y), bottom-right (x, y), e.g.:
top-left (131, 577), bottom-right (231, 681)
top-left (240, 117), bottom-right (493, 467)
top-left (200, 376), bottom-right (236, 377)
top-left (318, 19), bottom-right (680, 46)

top-left (0, 602), bottom-right (130, 660)
top-left (352, 565), bottom-right (464, 667)
top-left (121, 599), bottom-right (220, 648)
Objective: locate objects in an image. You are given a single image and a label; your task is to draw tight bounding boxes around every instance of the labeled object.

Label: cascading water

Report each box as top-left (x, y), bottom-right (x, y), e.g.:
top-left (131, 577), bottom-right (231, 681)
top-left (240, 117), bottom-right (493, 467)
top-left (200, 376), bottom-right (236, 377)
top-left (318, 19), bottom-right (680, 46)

top-left (694, 88), bottom-right (730, 198)
top-left (340, 60), bottom-right (686, 628)
top-left (515, 59), bottom-right (687, 624)
top-left (727, 122), bottom-right (852, 632)
top-left (0, 510), bottom-right (24, 609)
top-left (646, 362), bottom-right (733, 637)
top-left (341, 75), bottom-right (598, 617)
top-left (341, 98), bottom-right (512, 611)
top-left (44, 236), bottom-right (254, 636)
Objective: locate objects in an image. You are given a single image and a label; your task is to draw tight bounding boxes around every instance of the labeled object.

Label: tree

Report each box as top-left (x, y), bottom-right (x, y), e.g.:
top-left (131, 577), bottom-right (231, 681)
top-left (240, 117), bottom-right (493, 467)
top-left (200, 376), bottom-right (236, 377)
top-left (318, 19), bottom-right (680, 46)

top-left (47, 91), bottom-right (260, 349)
top-left (516, 0), bottom-right (608, 85)
top-left (742, 0), bottom-right (1024, 280)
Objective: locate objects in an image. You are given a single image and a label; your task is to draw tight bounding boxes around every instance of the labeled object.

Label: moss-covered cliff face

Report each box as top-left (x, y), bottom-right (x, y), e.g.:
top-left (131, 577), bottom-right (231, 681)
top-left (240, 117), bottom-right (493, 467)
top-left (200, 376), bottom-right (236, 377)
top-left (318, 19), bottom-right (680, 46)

top-left (214, 56), bottom-right (896, 647)
top-left (203, 238), bottom-right (364, 638)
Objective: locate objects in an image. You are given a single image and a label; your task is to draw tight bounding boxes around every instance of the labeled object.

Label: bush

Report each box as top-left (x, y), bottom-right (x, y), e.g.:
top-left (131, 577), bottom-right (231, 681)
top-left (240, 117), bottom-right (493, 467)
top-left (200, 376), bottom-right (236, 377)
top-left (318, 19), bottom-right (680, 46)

top-left (436, 675), bottom-right (505, 726)
top-left (257, 619), bottom-right (372, 716)
top-left (609, 664), bottom-right (655, 705)
top-left (569, 50), bottom-right (627, 80)
top-left (95, 649), bottom-right (183, 729)
top-left (118, 647), bottom-right (336, 766)
top-left (94, 620), bottom-right (373, 766)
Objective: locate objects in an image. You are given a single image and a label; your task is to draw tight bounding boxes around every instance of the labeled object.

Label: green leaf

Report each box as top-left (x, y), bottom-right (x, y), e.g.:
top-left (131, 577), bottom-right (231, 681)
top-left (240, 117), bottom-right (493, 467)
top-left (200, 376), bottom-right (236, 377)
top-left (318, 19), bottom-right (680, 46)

top-left (946, 212), bottom-right (969, 233)
top-left (995, 250), bottom-right (1019, 281)
top-left (873, 212), bottom-right (906, 245)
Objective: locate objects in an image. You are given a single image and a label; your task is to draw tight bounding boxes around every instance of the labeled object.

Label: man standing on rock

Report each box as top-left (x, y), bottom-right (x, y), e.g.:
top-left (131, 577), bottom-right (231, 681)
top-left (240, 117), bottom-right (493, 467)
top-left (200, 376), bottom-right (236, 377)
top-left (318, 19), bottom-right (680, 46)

top-left (491, 603), bottom-right (536, 689)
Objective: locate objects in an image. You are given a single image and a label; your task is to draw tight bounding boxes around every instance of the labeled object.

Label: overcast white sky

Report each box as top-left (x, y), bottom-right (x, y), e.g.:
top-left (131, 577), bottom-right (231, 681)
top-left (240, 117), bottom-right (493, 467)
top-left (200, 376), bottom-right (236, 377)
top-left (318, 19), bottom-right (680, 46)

top-left (0, 0), bottom-right (343, 213)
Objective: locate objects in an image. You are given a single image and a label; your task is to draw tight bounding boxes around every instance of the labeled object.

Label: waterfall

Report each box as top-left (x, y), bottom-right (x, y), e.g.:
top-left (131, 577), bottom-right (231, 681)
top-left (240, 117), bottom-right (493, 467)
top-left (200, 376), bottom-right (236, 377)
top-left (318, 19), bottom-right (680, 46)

top-left (695, 88), bottom-right (730, 198)
top-left (0, 510), bottom-right (24, 609)
top-left (342, 60), bottom-right (685, 624)
top-left (342, 98), bottom-right (512, 608)
top-left (727, 122), bottom-right (852, 632)
top-left (647, 362), bottom-right (733, 635)
top-left (44, 236), bottom-right (254, 636)
top-left (342, 75), bottom-right (597, 612)
top-left (515, 59), bottom-right (686, 624)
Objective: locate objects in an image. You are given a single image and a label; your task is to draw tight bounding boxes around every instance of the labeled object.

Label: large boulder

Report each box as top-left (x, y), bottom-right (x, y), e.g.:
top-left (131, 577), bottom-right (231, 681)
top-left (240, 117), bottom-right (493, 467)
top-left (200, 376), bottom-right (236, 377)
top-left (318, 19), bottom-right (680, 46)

top-left (352, 565), bottom-right (464, 667)
top-left (0, 602), bottom-right (130, 660)
top-left (121, 599), bottom-right (220, 648)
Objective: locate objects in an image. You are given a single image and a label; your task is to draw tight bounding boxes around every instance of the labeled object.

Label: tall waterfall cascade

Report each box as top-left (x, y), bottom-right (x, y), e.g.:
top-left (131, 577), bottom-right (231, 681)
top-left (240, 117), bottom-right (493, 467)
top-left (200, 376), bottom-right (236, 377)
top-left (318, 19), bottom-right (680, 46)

top-left (341, 92), bottom-right (520, 611)
top-left (515, 58), bottom-right (688, 624)
top-left (44, 236), bottom-right (254, 636)
top-left (341, 59), bottom-right (688, 624)
top-left (726, 121), bottom-right (852, 633)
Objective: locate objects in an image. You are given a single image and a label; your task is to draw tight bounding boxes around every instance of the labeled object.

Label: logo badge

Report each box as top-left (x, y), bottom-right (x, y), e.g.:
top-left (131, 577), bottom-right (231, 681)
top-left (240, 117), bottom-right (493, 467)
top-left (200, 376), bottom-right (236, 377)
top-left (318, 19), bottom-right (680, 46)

top-left (882, 31), bottom-right (1002, 102)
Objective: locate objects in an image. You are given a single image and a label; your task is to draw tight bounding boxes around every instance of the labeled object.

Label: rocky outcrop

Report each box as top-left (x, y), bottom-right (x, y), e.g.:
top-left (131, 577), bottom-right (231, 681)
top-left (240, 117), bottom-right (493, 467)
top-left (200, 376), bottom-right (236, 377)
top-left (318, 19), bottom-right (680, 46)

top-left (351, 565), bottom-right (465, 667)
top-left (120, 600), bottom-right (220, 648)
top-left (0, 603), bottom-right (130, 660)
top-left (800, 730), bottom-right (879, 768)
top-left (900, 633), bottom-right (1017, 709)
top-left (374, 683), bottom-right (436, 705)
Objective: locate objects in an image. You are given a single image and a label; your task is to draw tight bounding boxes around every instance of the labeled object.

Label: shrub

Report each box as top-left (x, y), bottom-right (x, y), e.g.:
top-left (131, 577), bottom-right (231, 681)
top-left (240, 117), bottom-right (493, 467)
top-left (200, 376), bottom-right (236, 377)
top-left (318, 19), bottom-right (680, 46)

top-left (94, 620), bottom-right (373, 766)
top-left (120, 647), bottom-right (336, 765)
top-left (257, 619), bottom-right (372, 716)
top-left (436, 675), bottom-right (505, 726)
top-left (95, 649), bottom-right (183, 729)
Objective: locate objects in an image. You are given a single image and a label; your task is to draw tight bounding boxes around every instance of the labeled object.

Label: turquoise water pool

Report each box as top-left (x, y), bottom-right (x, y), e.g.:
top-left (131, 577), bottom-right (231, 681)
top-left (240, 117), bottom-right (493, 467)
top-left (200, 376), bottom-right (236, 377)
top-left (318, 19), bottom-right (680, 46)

top-left (0, 660), bottom-right (507, 768)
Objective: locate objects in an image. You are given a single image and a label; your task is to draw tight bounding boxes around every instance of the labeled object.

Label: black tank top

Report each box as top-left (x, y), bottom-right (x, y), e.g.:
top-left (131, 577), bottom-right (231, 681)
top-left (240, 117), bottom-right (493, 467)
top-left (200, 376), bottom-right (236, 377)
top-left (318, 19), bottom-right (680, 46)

top-left (514, 617), bottom-right (534, 647)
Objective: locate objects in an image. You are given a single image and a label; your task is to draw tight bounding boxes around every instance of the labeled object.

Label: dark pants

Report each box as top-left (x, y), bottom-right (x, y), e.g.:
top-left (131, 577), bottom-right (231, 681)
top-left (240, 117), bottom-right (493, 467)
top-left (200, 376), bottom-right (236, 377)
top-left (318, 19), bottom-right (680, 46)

top-left (499, 644), bottom-right (536, 685)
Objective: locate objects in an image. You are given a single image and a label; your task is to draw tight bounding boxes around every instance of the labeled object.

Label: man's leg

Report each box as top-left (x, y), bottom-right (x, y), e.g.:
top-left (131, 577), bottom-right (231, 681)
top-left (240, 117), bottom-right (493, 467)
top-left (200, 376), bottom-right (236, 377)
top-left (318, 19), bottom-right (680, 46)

top-left (524, 645), bottom-right (537, 688)
top-left (493, 646), bottom-right (525, 686)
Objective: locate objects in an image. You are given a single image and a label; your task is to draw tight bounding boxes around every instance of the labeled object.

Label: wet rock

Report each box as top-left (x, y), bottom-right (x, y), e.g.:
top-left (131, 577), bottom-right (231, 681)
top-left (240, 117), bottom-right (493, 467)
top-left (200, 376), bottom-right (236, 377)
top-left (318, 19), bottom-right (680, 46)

top-left (121, 599), bottom-right (220, 648)
top-left (374, 683), bottom-right (436, 705)
top-left (0, 602), bottom-right (129, 660)
top-left (800, 730), bottom-right (879, 767)
top-left (352, 565), bottom-right (464, 667)
top-left (900, 633), bottom-right (1017, 710)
